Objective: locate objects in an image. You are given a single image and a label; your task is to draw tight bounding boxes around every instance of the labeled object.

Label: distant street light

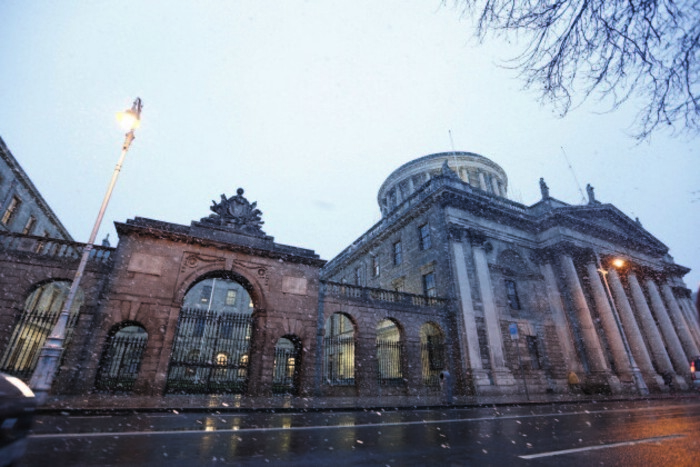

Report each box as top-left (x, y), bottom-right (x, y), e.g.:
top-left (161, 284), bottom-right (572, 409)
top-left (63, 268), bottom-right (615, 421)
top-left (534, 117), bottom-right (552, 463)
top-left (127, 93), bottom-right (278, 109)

top-left (30, 98), bottom-right (143, 403)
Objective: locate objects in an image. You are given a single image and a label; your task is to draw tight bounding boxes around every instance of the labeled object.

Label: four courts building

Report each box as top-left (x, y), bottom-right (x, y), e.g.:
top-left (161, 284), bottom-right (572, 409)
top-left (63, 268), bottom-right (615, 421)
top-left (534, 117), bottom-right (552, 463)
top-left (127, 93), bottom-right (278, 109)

top-left (0, 148), bottom-right (698, 407)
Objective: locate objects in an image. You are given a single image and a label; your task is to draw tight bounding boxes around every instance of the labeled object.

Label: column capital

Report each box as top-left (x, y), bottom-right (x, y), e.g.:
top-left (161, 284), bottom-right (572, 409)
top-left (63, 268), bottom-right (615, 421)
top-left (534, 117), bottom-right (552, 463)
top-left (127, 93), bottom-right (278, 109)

top-left (447, 223), bottom-right (467, 241)
top-left (467, 229), bottom-right (492, 252)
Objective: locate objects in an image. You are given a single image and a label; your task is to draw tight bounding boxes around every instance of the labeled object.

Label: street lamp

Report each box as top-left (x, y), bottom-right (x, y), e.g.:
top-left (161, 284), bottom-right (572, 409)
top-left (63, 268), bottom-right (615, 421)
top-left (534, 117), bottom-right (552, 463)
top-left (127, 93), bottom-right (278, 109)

top-left (595, 252), bottom-right (649, 395)
top-left (29, 98), bottom-right (143, 403)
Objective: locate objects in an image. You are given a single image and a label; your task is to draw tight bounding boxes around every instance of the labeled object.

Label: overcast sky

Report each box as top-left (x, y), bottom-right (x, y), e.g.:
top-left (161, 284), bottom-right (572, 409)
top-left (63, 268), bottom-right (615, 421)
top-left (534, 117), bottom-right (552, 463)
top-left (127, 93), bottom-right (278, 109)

top-left (1, 1), bottom-right (698, 290)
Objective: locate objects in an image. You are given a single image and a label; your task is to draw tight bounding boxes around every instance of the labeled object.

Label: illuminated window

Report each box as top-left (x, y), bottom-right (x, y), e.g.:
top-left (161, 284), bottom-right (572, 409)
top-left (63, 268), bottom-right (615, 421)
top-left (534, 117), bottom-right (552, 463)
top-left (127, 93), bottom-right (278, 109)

top-left (22, 216), bottom-right (36, 235)
top-left (225, 289), bottom-right (237, 306)
top-left (2, 196), bottom-right (21, 225)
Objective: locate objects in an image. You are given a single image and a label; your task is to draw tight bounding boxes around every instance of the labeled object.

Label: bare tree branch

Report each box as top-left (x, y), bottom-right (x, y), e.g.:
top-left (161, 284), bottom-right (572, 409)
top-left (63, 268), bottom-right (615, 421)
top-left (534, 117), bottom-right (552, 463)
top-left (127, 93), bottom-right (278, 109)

top-left (451, 0), bottom-right (700, 139)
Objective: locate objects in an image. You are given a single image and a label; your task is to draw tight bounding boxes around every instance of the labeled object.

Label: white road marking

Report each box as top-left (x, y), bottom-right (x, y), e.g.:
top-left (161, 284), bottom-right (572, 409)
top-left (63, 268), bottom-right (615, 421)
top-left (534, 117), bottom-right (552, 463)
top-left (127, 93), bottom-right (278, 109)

top-left (519, 434), bottom-right (686, 459)
top-left (29, 403), bottom-right (700, 440)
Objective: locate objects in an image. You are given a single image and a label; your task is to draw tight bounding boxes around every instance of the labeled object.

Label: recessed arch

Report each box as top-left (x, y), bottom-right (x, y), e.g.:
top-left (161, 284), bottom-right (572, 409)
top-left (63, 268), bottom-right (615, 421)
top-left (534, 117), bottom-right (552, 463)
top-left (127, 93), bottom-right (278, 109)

top-left (0, 280), bottom-right (84, 380)
top-left (94, 321), bottom-right (148, 393)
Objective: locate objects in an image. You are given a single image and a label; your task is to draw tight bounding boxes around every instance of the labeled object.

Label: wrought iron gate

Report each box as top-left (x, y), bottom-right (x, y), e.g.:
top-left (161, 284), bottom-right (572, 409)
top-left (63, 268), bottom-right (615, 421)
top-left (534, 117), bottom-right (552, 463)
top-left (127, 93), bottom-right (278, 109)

top-left (272, 339), bottom-right (299, 395)
top-left (94, 327), bottom-right (148, 393)
top-left (165, 308), bottom-right (253, 394)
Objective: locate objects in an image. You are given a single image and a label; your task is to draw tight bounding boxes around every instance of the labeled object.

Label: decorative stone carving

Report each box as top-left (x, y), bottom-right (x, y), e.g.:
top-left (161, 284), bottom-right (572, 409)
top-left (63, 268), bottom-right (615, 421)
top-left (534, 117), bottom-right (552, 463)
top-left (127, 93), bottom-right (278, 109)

top-left (200, 188), bottom-right (266, 237)
top-left (179, 252), bottom-right (225, 274)
top-left (232, 259), bottom-right (270, 287)
top-left (539, 177), bottom-right (549, 199)
top-left (441, 160), bottom-right (460, 180)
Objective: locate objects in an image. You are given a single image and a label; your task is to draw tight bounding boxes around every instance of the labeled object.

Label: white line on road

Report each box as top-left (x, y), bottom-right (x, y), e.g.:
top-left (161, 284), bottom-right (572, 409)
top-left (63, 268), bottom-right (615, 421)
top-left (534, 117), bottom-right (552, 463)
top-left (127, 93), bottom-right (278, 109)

top-left (519, 434), bottom-right (686, 459)
top-left (29, 403), bottom-right (700, 439)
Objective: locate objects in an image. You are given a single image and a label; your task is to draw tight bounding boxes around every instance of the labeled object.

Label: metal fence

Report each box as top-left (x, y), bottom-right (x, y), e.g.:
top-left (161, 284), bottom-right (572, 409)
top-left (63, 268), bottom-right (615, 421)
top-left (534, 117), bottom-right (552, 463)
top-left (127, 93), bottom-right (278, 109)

top-left (323, 335), bottom-right (355, 386)
top-left (272, 344), bottom-right (298, 395)
top-left (94, 331), bottom-right (148, 393)
top-left (0, 308), bottom-right (79, 380)
top-left (377, 340), bottom-right (403, 386)
top-left (165, 308), bottom-right (253, 394)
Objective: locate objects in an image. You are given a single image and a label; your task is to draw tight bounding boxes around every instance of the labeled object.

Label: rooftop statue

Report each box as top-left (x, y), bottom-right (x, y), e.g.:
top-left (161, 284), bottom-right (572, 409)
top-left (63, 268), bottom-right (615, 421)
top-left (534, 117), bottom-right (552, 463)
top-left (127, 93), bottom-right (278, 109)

top-left (200, 188), bottom-right (266, 236)
top-left (539, 177), bottom-right (550, 199)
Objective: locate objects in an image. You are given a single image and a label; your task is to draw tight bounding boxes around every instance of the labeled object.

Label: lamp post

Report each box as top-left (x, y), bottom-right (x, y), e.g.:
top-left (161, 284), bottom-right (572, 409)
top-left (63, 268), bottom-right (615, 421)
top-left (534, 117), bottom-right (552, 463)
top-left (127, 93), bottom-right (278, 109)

top-left (29, 98), bottom-right (143, 403)
top-left (595, 252), bottom-right (649, 395)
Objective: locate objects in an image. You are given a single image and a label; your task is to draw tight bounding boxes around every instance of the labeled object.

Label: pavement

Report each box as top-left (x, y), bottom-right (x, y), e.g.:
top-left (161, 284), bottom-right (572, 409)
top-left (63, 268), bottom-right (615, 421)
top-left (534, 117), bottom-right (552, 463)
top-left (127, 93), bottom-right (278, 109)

top-left (35, 389), bottom-right (700, 415)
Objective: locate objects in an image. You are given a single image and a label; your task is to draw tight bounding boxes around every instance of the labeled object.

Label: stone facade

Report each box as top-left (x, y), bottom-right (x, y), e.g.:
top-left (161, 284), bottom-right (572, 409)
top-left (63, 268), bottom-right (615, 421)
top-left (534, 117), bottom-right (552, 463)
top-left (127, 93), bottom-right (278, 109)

top-left (0, 150), bottom-right (698, 406)
top-left (0, 137), bottom-right (72, 240)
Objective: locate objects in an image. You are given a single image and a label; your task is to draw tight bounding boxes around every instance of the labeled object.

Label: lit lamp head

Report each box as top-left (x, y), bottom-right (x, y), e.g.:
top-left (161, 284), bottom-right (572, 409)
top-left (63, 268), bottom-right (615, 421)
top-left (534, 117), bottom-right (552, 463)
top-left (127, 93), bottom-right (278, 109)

top-left (116, 97), bottom-right (143, 132)
top-left (611, 258), bottom-right (626, 269)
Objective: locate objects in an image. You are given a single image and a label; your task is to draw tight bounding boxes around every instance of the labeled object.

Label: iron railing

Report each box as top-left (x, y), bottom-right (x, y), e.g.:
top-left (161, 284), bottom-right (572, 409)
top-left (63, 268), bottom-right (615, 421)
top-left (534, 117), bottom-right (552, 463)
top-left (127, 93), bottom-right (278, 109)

top-left (0, 308), bottom-right (79, 380)
top-left (377, 340), bottom-right (403, 386)
top-left (323, 335), bottom-right (355, 386)
top-left (421, 341), bottom-right (445, 387)
top-left (94, 332), bottom-right (148, 393)
top-left (272, 345), bottom-right (298, 395)
top-left (165, 308), bottom-right (253, 394)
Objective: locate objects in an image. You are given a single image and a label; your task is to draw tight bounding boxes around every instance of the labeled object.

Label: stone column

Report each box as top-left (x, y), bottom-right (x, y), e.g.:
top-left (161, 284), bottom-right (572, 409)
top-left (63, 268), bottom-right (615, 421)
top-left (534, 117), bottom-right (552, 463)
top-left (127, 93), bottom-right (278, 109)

top-left (447, 227), bottom-right (490, 390)
top-left (608, 269), bottom-right (664, 390)
top-left (472, 238), bottom-right (515, 389)
top-left (478, 171), bottom-right (487, 191)
top-left (540, 261), bottom-right (581, 373)
top-left (559, 254), bottom-right (610, 375)
top-left (585, 263), bottom-right (632, 380)
top-left (646, 279), bottom-right (690, 375)
top-left (661, 283), bottom-right (700, 357)
top-left (627, 273), bottom-right (679, 386)
top-left (678, 297), bottom-right (700, 348)
top-left (490, 177), bottom-right (501, 197)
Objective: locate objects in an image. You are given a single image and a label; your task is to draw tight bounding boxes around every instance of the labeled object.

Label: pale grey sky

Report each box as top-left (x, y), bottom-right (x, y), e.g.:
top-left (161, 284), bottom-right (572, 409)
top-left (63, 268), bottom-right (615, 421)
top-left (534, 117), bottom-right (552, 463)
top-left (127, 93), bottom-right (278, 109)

top-left (1, 1), bottom-right (698, 289)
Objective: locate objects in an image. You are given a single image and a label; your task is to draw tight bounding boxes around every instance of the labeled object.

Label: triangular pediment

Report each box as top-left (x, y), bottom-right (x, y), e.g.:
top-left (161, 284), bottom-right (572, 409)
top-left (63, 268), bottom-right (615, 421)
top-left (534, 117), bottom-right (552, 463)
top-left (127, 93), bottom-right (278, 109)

top-left (554, 204), bottom-right (668, 255)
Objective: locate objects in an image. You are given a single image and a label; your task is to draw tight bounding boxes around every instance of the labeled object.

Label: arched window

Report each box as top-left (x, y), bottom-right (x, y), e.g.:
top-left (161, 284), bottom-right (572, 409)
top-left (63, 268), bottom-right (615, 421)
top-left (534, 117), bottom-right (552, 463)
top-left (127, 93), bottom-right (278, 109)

top-left (323, 313), bottom-right (355, 386)
top-left (420, 323), bottom-right (445, 387)
top-left (0, 280), bottom-right (84, 380)
top-left (94, 323), bottom-right (148, 393)
top-left (272, 336), bottom-right (301, 395)
top-left (166, 276), bottom-right (253, 394)
top-left (376, 319), bottom-right (403, 385)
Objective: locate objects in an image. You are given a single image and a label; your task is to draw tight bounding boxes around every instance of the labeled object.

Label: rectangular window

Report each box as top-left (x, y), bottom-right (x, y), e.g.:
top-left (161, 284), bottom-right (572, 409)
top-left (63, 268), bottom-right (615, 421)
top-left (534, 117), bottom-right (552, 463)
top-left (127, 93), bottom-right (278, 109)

top-left (225, 289), bottom-right (237, 306)
top-left (505, 279), bottom-right (521, 310)
top-left (22, 216), bottom-right (36, 235)
top-left (423, 272), bottom-right (436, 297)
top-left (371, 256), bottom-right (379, 277)
top-left (1, 196), bottom-right (21, 225)
top-left (393, 241), bottom-right (402, 265)
top-left (419, 223), bottom-right (431, 250)
top-left (200, 285), bottom-right (212, 304)
top-left (354, 266), bottom-right (362, 286)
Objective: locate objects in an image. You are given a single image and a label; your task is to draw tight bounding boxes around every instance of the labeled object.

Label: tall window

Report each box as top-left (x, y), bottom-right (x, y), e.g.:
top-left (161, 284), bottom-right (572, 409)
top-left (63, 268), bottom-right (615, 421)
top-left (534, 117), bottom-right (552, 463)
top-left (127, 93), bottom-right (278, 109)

top-left (393, 241), bottom-right (402, 265)
top-left (2, 196), bottom-right (21, 225)
top-left (423, 272), bottom-right (436, 297)
top-left (354, 266), bottom-right (362, 286)
top-left (323, 313), bottom-right (355, 385)
top-left (225, 289), bottom-right (237, 306)
top-left (526, 336), bottom-right (541, 370)
top-left (0, 281), bottom-right (84, 380)
top-left (376, 319), bottom-right (402, 385)
top-left (419, 223), bottom-right (431, 250)
top-left (22, 216), bottom-right (36, 235)
top-left (505, 279), bottom-right (521, 310)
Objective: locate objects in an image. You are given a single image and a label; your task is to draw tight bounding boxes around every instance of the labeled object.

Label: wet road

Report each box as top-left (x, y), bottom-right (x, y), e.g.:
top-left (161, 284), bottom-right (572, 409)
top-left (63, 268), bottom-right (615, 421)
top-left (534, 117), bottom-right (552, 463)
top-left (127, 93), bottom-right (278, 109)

top-left (20, 398), bottom-right (700, 466)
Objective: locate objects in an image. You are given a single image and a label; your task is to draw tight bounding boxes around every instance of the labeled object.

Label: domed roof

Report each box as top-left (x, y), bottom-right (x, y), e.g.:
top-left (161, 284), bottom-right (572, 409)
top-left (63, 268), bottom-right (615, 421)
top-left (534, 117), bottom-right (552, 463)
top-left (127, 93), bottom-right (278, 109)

top-left (377, 151), bottom-right (508, 217)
